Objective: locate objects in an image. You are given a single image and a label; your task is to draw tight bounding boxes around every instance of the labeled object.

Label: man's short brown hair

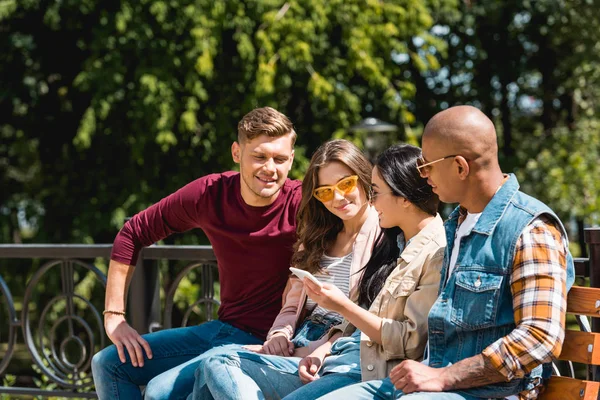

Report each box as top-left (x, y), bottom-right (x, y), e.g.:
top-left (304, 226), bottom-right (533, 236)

top-left (237, 107), bottom-right (297, 145)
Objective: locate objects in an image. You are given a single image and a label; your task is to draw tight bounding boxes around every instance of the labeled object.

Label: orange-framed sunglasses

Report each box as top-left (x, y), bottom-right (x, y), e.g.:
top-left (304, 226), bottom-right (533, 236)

top-left (313, 175), bottom-right (359, 202)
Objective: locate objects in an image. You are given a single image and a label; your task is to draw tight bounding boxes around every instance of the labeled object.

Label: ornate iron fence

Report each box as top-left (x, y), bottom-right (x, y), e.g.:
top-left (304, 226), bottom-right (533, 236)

top-left (1, 228), bottom-right (599, 398)
top-left (0, 244), bottom-right (218, 398)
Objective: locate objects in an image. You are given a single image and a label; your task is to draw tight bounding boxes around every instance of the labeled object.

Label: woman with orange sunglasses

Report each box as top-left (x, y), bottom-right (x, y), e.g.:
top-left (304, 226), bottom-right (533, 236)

top-left (190, 143), bottom-right (444, 400)
top-left (234, 138), bottom-right (381, 357)
top-left (260, 138), bottom-right (382, 356)
top-left (186, 139), bottom-right (380, 398)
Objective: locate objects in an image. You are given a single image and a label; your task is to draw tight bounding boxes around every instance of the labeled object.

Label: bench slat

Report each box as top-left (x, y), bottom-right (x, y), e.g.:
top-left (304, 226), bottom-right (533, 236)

top-left (539, 376), bottom-right (600, 400)
top-left (558, 330), bottom-right (600, 365)
top-left (566, 286), bottom-right (600, 317)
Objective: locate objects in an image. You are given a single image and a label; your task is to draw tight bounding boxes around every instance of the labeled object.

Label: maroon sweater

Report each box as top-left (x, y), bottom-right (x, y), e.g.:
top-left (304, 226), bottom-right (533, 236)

top-left (111, 171), bottom-right (302, 339)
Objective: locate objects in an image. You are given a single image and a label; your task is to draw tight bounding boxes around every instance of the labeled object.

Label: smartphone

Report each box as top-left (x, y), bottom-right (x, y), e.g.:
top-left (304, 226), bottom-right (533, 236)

top-left (289, 267), bottom-right (323, 288)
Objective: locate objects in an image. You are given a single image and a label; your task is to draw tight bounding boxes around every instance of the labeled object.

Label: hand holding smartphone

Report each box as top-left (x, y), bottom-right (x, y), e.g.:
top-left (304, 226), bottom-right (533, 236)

top-left (289, 267), bottom-right (323, 288)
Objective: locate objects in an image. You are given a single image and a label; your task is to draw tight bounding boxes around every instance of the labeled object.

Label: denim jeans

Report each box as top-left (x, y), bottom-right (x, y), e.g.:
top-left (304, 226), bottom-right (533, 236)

top-left (315, 378), bottom-right (490, 400)
top-left (291, 312), bottom-right (342, 348)
top-left (190, 346), bottom-right (361, 400)
top-left (91, 320), bottom-right (261, 400)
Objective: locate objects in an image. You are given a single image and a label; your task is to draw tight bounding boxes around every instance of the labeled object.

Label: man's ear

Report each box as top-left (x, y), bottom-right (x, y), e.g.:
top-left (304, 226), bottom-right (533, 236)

top-left (456, 156), bottom-right (470, 180)
top-left (232, 142), bottom-right (241, 163)
top-left (288, 149), bottom-right (295, 171)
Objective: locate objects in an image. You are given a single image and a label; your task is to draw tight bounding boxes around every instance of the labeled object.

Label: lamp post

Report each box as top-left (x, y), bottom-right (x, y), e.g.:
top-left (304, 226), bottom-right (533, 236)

top-left (349, 118), bottom-right (399, 162)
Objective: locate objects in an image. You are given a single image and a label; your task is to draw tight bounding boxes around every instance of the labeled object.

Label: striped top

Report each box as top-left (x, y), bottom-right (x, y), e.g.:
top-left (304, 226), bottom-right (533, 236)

top-left (305, 252), bottom-right (353, 320)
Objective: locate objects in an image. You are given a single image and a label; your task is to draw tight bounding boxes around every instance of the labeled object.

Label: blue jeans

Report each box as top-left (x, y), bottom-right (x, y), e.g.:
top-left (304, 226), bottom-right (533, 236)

top-left (315, 378), bottom-right (489, 400)
top-left (91, 320), bottom-right (261, 400)
top-left (291, 313), bottom-right (342, 348)
top-left (191, 347), bottom-right (361, 400)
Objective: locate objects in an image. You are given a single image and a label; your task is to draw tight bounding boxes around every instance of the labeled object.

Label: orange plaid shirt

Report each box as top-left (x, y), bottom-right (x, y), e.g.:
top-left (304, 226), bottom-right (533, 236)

top-left (476, 214), bottom-right (569, 400)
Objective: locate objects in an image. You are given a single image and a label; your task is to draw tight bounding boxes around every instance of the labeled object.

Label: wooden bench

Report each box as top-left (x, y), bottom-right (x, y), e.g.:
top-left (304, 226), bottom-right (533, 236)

top-left (538, 230), bottom-right (600, 400)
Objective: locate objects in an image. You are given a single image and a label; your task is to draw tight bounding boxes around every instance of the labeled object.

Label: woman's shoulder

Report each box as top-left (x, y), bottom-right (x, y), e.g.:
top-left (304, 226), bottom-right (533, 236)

top-left (422, 219), bottom-right (447, 272)
top-left (413, 216), bottom-right (446, 268)
top-left (361, 205), bottom-right (382, 233)
top-left (428, 214), bottom-right (447, 246)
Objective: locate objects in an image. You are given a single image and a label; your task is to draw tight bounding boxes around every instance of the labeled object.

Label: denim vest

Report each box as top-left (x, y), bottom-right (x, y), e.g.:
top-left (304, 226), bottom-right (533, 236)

top-left (427, 174), bottom-right (575, 398)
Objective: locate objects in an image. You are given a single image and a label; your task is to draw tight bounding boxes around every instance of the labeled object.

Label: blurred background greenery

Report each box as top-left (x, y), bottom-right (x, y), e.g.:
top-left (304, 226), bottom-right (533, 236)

top-left (1, 0), bottom-right (600, 393)
top-left (2, 0), bottom-right (599, 247)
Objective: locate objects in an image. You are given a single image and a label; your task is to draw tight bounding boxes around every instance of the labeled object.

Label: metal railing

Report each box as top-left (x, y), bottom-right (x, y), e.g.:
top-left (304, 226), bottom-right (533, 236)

top-left (1, 228), bottom-right (599, 398)
top-left (0, 244), bottom-right (218, 398)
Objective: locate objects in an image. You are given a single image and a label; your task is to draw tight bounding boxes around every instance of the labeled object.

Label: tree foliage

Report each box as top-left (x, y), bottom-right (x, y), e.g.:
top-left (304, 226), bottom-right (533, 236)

top-left (1, 0), bottom-right (599, 245)
top-left (0, 0), bottom-right (458, 244)
top-left (411, 0), bottom-right (600, 227)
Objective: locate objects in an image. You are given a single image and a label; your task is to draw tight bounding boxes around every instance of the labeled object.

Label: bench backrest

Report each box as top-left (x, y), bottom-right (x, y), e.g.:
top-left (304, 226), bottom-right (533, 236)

top-left (538, 286), bottom-right (600, 400)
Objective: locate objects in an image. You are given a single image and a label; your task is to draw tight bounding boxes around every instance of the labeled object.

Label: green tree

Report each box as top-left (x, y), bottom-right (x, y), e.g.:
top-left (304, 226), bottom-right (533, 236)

top-left (0, 0), bottom-right (459, 244)
top-left (410, 0), bottom-right (600, 245)
top-left (0, 0), bottom-right (459, 380)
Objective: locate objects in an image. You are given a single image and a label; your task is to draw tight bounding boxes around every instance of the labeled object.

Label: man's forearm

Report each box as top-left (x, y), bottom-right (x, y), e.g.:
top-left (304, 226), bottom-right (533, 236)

top-left (105, 259), bottom-right (135, 312)
top-left (439, 354), bottom-right (507, 391)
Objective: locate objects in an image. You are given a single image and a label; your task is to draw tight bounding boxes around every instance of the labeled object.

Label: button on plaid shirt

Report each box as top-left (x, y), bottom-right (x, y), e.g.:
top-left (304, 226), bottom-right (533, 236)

top-left (479, 214), bottom-right (569, 400)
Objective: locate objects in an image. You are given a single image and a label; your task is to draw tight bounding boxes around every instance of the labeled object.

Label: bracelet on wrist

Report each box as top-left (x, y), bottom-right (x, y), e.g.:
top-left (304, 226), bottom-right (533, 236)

top-left (103, 310), bottom-right (126, 317)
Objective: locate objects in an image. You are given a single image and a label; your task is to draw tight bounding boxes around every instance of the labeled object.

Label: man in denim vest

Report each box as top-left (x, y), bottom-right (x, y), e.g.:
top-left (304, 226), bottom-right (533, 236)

top-left (319, 105), bottom-right (574, 400)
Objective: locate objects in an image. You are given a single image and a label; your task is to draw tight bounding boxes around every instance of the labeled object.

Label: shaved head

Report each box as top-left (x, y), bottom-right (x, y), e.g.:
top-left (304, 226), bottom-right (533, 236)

top-left (420, 105), bottom-right (504, 207)
top-left (422, 105), bottom-right (498, 169)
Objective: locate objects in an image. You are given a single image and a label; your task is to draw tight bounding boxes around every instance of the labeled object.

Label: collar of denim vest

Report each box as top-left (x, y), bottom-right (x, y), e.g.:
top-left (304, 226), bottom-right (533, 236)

top-left (399, 213), bottom-right (445, 263)
top-left (450, 173), bottom-right (519, 236)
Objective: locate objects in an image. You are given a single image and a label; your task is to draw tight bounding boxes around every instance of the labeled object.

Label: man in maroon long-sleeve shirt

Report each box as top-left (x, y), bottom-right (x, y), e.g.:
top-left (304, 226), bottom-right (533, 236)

top-left (92, 107), bottom-right (302, 400)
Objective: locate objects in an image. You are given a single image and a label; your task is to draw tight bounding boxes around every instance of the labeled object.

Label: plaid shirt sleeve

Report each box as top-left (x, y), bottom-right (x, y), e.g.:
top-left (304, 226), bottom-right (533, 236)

top-left (482, 215), bottom-right (568, 383)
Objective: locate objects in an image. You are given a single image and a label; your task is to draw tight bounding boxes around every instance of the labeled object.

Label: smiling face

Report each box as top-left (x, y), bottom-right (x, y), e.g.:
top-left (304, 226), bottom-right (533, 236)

top-left (371, 166), bottom-right (403, 228)
top-left (232, 133), bottom-right (295, 207)
top-left (316, 161), bottom-right (368, 220)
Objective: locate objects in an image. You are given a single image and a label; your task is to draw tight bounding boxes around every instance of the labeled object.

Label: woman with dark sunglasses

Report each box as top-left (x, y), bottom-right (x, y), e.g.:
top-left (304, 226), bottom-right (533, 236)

top-left (189, 144), bottom-right (444, 400)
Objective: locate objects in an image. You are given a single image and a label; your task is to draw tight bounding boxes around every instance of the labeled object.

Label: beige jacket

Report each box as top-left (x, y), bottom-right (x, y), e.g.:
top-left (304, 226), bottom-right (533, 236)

top-left (330, 214), bottom-right (446, 381)
top-left (267, 205), bottom-right (381, 342)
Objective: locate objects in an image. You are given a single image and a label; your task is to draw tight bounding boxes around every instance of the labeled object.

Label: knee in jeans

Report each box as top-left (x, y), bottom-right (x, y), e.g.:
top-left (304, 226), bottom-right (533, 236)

top-left (201, 355), bottom-right (221, 379)
top-left (144, 377), bottom-right (170, 400)
top-left (92, 346), bottom-right (119, 375)
top-left (212, 353), bottom-right (239, 366)
top-left (202, 354), bottom-right (240, 379)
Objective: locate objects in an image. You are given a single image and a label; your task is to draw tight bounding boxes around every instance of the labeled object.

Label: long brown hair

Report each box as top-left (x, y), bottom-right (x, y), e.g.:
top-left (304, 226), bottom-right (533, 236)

top-left (291, 139), bottom-right (372, 274)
